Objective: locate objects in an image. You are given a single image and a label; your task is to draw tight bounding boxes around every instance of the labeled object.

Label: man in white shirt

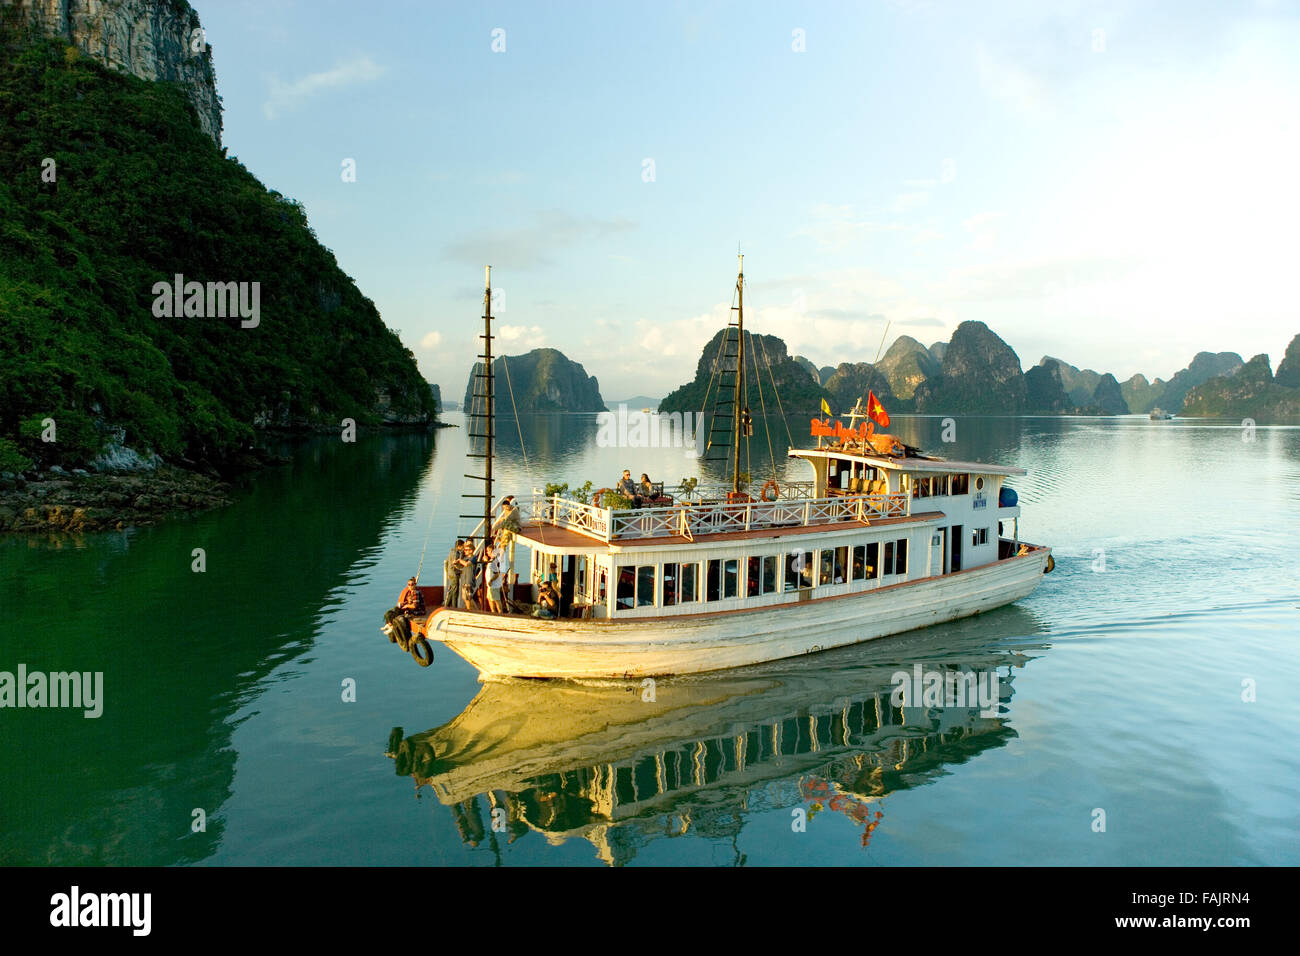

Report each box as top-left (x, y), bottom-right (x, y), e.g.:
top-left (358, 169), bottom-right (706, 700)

top-left (484, 544), bottom-right (506, 613)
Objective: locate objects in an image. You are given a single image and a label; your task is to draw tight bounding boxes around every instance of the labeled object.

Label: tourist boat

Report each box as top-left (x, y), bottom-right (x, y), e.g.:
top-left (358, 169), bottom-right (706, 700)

top-left (388, 260), bottom-right (1053, 680)
top-left (1149, 408), bottom-right (1174, 420)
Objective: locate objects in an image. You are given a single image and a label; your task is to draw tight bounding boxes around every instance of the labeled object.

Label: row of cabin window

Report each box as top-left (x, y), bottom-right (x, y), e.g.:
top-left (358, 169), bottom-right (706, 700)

top-left (911, 473), bottom-right (978, 499)
top-left (614, 539), bottom-right (909, 610)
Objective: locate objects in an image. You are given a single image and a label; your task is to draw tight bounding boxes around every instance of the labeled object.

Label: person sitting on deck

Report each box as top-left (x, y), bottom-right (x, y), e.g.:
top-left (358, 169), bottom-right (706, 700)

top-left (617, 469), bottom-right (638, 506)
top-left (533, 581), bottom-right (559, 619)
top-left (398, 576), bottom-right (425, 616)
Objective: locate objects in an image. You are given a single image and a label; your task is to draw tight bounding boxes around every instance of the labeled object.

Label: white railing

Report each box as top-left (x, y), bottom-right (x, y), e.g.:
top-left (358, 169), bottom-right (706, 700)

top-left (526, 493), bottom-right (612, 539)
top-left (524, 489), bottom-right (910, 542)
top-left (676, 480), bottom-right (818, 503)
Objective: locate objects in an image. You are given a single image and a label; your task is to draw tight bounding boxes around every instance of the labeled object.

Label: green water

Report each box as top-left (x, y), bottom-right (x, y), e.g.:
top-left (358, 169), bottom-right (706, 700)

top-left (1, 414), bottom-right (1297, 865)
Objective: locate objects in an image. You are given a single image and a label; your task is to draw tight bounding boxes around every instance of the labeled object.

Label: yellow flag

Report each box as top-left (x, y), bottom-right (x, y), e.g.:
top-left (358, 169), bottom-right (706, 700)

top-left (820, 398), bottom-right (832, 416)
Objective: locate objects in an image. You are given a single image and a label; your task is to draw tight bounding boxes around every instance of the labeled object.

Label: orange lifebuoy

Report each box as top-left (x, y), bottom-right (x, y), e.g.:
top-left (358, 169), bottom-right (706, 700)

top-left (760, 479), bottom-right (780, 502)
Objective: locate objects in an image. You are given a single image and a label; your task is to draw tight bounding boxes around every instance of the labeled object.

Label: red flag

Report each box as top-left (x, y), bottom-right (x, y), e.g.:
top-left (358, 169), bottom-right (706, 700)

top-left (867, 390), bottom-right (890, 428)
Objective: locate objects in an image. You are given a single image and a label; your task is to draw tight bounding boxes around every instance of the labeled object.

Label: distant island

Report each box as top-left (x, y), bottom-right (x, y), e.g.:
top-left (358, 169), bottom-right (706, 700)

top-left (663, 321), bottom-right (1300, 421)
top-left (659, 329), bottom-right (830, 414)
top-left (463, 348), bottom-right (605, 414)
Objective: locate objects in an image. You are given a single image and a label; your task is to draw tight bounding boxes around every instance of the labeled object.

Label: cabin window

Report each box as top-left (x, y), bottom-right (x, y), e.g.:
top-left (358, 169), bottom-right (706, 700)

top-left (637, 565), bottom-right (656, 607)
top-left (706, 560), bottom-right (721, 601)
top-left (723, 559), bottom-right (739, 598)
top-left (663, 563), bottom-right (677, 606)
top-left (616, 567), bottom-right (635, 609)
top-left (883, 541), bottom-right (894, 575)
top-left (972, 527), bottom-right (989, 546)
top-left (819, 549), bottom-right (834, 585)
top-left (951, 474), bottom-right (969, 495)
top-left (785, 550), bottom-right (813, 591)
top-left (762, 555), bottom-right (778, 594)
top-left (935, 475), bottom-right (949, 496)
top-left (576, 555), bottom-right (589, 599)
top-left (896, 539), bottom-right (908, 574)
top-left (680, 562), bottom-right (699, 602)
top-left (852, 545), bottom-right (866, 580)
top-left (746, 556), bottom-right (760, 597)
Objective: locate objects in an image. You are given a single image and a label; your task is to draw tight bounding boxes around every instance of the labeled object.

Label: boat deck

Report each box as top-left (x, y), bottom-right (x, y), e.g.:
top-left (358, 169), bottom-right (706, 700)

top-left (515, 510), bottom-right (946, 552)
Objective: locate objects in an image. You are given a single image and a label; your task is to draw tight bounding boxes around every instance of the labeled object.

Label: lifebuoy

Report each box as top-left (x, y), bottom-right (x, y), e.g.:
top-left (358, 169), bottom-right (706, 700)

top-left (760, 479), bottom-right (780, 501)
top-left (410, 637), bottom-right (434, 666)
top-left (1045, 554), bottom-right (1055, 574)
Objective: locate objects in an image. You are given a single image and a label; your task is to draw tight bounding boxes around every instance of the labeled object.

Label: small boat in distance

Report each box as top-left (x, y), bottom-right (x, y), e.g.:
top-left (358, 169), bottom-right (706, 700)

top-left (1149, 408), bottom-right (1174, 420)
top-left (389, 258), bottom-right (1054, 680)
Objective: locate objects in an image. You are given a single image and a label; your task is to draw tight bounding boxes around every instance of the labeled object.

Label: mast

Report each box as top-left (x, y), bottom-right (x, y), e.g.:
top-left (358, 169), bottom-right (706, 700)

top-left (732, 253), bottom-right (744, 495)
top-left (482, 265), bottom-right (494, 535)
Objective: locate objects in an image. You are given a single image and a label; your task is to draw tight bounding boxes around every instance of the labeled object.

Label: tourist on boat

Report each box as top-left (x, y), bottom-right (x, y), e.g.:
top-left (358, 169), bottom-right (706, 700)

top-left (483, 544), bottom-right (505, 614)
top-left (443, 539), bottom-right (464, 607)
top-left (491, 497), bottom-right (521, 571)
top-left (617, 469), bottom-right (638, 504)
top-left (533, 581), bottom-right (559, 619)
top-left (457, 540), bottom-right (479, 611)
top-left (398, 576), bottom-right (425, 616)
top-left (639, 473), bottom-right (654, 504)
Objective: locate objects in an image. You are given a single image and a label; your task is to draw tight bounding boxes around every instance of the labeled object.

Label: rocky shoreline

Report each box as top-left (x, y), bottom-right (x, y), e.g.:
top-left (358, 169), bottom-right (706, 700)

top-left (0, 466), bottom-right (235, 534)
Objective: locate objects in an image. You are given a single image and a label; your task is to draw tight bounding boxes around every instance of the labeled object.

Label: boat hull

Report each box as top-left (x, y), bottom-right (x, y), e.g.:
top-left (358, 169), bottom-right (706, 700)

top-left (421, 546), bottom-right (1050, 680)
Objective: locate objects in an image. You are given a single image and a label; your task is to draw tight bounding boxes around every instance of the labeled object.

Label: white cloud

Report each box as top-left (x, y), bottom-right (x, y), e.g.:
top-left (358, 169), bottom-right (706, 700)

top-left (420, 330), bottom-right (442, 349)
top-left (498, 325), bottom-right (545, 349)
top-left (263, 56), bottom-right (385, 119)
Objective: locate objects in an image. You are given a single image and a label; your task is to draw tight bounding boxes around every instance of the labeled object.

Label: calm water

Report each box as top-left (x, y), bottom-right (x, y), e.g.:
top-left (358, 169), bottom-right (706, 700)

top-left (1, 413), bottom-right (1298, 866)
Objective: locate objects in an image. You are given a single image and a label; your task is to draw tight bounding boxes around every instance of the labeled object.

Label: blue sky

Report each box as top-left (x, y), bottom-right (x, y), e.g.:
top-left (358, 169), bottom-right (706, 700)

top-left (197, 0), bottom-right (1300, 399)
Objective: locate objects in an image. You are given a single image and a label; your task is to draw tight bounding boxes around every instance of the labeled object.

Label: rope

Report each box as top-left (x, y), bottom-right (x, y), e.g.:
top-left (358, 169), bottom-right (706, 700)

top-left (414, 459), bottom-right (446, 582)
top-left (748, 318), bottom-right (779, 481)
top-left (754, 332), bottom-right (795, 450)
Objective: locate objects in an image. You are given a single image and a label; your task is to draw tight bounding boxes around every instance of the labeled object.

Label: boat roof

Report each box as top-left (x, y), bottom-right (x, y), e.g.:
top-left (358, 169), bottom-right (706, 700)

top-left (791, 446), bottom-right (1027, 477)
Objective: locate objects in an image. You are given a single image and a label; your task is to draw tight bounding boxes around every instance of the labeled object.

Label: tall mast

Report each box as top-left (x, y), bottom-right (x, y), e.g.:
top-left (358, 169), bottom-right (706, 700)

top-left (482, 265), bottom-right (494, 535)
top-left (732, 253), bottom-right (744, 495)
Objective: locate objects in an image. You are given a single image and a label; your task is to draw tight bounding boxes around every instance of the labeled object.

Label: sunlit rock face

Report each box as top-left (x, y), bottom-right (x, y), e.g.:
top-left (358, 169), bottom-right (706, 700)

top-left (5, 0), bottom-right (222, 143)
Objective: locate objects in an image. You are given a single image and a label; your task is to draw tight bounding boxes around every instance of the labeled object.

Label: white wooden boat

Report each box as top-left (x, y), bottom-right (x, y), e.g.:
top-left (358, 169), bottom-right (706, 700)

top-left (396, 261), bottom-right (1053, 680)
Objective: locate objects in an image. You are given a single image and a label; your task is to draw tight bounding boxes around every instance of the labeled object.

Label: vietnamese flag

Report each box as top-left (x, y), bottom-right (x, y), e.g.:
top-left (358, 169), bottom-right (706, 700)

top-left (867, 390), bottom-right (890, 428)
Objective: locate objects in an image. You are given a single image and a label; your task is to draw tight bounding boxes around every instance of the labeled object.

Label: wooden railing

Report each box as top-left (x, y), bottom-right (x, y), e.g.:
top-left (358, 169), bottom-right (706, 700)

top-left (523, 489), bottom-right (910, 542)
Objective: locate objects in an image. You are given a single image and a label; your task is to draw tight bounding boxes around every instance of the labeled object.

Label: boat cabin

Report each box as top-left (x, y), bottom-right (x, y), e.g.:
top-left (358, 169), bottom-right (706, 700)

top-left (503, 444), bottom-right (1026, 621)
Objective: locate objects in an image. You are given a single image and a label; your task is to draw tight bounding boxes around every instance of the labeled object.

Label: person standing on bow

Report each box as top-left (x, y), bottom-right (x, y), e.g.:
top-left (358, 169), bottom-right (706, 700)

top-left (491, 497), bottom-right (521, 573)
top-left (443, 538), bottom-right (464, 607)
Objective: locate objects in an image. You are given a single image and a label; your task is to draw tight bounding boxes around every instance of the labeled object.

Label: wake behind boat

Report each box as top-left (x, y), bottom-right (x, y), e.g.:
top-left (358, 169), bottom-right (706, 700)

top-left (384, 259), bottom-right (1053, 680)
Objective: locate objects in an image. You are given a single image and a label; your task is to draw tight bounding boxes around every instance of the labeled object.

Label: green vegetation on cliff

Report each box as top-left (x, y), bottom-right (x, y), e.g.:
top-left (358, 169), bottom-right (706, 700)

top-left (1181, 349), bottom-right (1300, 419)
top-left (463, 348), bottom-right (604, 414)
top-left (0, 28), bottom-right (434, 471)
top-left (913, 321), bottom-right (1026, 414)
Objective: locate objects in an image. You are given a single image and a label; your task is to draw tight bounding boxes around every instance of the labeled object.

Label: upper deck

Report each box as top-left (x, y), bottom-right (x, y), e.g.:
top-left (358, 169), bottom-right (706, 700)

top-left (521, 479), bottom-right (911, 545)
top-left (517, 439), bottom-right (1023, 548)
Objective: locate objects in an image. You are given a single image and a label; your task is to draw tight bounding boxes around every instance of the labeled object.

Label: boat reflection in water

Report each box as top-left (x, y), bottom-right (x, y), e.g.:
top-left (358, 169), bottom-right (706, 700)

top-left (387, 606), bottom-right (1048, 865)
